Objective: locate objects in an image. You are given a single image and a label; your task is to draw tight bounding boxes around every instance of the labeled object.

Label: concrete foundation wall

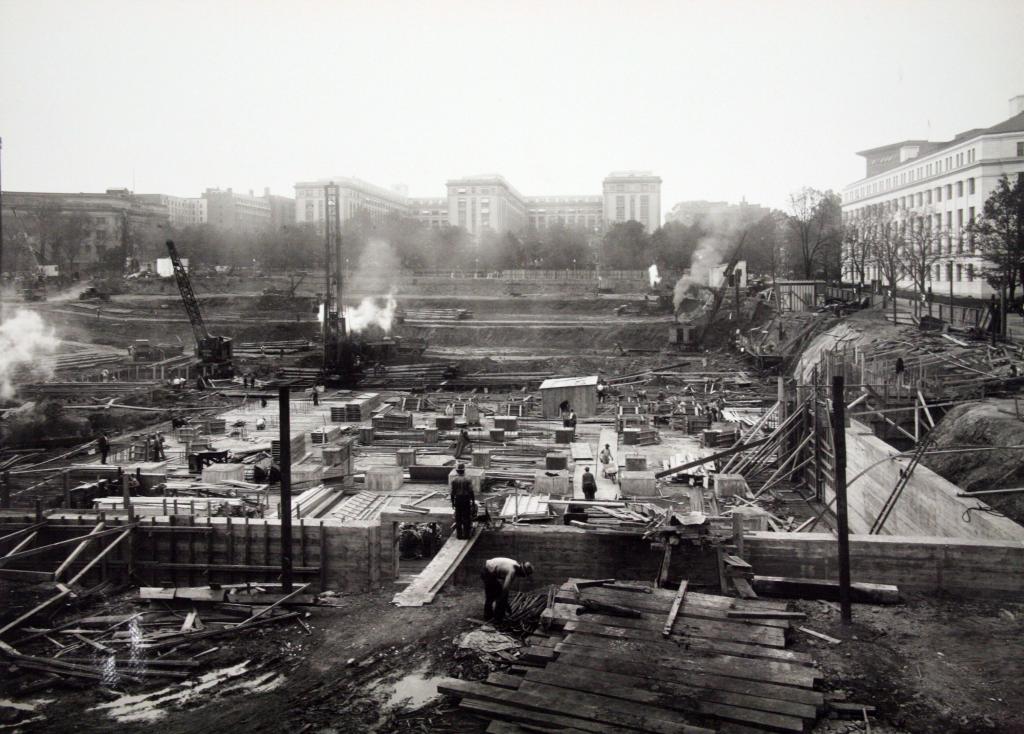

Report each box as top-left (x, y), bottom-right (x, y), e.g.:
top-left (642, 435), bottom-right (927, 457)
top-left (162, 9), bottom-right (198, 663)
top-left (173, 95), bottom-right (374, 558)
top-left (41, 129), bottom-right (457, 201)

top-left (0, 514), bottom-right (395, 593)
top-left (837, 419), bottom-right (1024, 540)
top-left (744, 532), bottom-right (1024, 599)
top-left (452, 525), bottom-right (719, 591)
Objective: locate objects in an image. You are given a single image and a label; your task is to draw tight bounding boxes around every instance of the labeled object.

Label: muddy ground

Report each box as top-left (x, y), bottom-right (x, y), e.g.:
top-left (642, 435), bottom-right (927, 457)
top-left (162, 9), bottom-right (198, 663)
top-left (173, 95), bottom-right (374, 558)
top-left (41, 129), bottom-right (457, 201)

top-left (5, 583), bottom-right (1023, 734)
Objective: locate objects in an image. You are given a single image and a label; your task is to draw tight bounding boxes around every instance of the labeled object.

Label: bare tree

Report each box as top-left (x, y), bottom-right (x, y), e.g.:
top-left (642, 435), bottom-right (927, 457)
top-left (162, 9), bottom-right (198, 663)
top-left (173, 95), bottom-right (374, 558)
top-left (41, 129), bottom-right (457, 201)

top-left (969, 174), bottom-right (1024, 302)
top-left (33, 204), bottom-right (91, 278)
top-left (786, 188), bottom-right (842, 279)
top-left (865, 208), bottom-right (906, 326)
top-left (902, 212), bottom-right (945, 317)
top-left (842, 225), bottom-right (872, 289)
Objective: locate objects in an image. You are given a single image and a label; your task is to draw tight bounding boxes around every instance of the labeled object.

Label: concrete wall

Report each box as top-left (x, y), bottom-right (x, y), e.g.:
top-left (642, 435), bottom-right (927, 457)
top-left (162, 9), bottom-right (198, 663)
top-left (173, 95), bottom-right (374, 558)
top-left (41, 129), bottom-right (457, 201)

top-left (450, 525), bottom-right (1024, 600)
top-left (744, 532), bottom-right (1024, 599)
top-left (0, 514), bottom-right (395, 593)
top-left (835, 419), bottom-right (1024, 540)
top-left (453, 524), bottom-right (719, 590)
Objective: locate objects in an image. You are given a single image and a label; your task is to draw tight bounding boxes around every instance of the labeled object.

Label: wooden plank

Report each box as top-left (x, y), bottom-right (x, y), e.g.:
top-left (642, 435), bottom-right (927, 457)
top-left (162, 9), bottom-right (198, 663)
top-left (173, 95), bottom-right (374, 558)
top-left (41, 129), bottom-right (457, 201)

top-left (555, 636), bottom-right (818, 689)
top-left (0, 523), bottom-right (129, 567)
top-left (53, 522), bottom-right (106, 581)
top-left (460, 699), bottom-right (621, 734)
top-left (66, 528), bottom-right (133, 587)
top-left (562, 620), bottom-right (812, 664)
top-left (727, 611), bottom-right (805, 621)
top-left (518, 680), bottom-right (718, 734)
top-left (523, 667), bottom-right (808, 732)
top-left (567, 584), bottom-right (789, 622)
top-left (549, 601), bottom-right (787, 648)
top-left (731, 577), bottom-right (758, 600)
top-left (438, 677), bottom-right (712, 734)
top-left (485, 672), bottom-right (525, 690)
top-left (555, 647), bottom-right (824, 707)
top-left (392, 523), bottom-right (484, 607)
top-left (752, 575), bottom-right (901, 604)
top-left (663, 580), bottom-right (687, 637)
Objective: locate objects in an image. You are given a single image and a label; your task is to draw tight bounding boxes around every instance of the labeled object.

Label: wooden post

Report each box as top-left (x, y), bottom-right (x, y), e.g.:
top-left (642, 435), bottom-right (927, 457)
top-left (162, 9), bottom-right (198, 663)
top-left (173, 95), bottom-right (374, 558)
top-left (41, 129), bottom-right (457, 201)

top-left (62, 470), bottom-right (71, 508)
top-left (732, 512), bottom-right (745, 559)
top-left (278, 387), bottom-right (294, 593)
top-left (831, 375), bottom-right (852, 625)
top-left (0, 472), bottom-right (9, 509)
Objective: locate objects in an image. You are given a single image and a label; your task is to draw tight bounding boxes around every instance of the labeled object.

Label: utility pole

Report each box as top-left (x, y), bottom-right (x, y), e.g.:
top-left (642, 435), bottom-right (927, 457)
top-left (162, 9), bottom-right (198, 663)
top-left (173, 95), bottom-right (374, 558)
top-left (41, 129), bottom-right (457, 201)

top-left (831, 375), bottom-right (852, 624)
top-left (278, 387), bottom-right (294, 593)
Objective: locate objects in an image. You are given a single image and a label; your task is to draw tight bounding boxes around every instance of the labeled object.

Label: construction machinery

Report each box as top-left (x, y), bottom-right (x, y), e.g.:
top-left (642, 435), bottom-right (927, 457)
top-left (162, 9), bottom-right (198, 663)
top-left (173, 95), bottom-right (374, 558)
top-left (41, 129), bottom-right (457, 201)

top-left (165, 239), bottom-right (233, 378)
top-left (321, 183), bottom-right (360, 386)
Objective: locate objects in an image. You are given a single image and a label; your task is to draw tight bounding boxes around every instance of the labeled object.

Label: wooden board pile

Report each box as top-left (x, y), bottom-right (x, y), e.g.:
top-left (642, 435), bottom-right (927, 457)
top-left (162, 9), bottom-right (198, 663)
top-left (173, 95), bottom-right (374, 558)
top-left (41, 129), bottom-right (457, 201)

top-left (569, 503), bottom-right (665, 531)
top-left (401, 307), bottom-right (473, 321)
top-left (498, 493), bottom-right (550, 521)
top-left (439, 578), bottom-right (825, 733)
top-left (445, 371), bottom-right (554, 390)
top-left (0, 584), bottom-right (311, 692)
top-left (359, 363), bottom-right (457, 389)
top-left (372, 411), bottom-right (415, 430)
top-left (701, 424), bottom-right (741, 448)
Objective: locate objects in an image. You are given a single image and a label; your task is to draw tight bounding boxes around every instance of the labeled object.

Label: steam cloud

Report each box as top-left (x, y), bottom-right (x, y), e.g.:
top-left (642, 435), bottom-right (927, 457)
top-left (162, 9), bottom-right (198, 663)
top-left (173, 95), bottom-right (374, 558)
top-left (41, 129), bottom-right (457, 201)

top-left (345, 292), bottom-right (398, 334)
top-left (648, 264), bottom-right (661, 287)
top-left (0, 310), bottom-right (59, 398)
top-left (672, 210), bottom-right (751, 311)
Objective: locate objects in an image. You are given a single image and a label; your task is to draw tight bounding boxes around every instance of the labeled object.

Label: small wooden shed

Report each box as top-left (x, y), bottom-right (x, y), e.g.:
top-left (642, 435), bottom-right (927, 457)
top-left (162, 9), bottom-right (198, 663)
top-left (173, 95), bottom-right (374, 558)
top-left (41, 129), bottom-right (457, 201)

top-left (776, 280), bottom-right (827, 312)
top-left (539, 375), bottom-right (599, 419)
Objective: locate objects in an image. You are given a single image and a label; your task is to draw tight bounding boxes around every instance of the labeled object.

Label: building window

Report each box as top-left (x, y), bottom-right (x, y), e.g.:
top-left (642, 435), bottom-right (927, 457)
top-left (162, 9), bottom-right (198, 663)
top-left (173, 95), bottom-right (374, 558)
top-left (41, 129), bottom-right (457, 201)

top-left (956, 264), bottom-right (963, 282)
top-left (926, 190), bottom-right (932, 204)
top-left (934, 264), bottom-right (941, 281)
top-left (967, 264), bottom-right (974, 282)
top-left (968, 178), bottom-right (975, 195)
top-left (947, 263), bottom-right (954, 282)
top-left (956, 181), bottom-right (963, 197)
top-left (936, 187), bottom-right (941, 202)
top-left (945, 184), bottom-right (952, 198)
top-left (615, 195), bottom-right (625, 221)
top-left (1018, 142), bottom-right (1024, 157)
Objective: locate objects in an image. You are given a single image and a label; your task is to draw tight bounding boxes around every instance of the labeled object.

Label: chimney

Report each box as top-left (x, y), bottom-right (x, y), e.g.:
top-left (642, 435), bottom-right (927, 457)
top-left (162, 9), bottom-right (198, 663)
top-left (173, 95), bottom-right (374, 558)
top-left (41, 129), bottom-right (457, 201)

top-left (1011, 94), bottom-right (1024, 117)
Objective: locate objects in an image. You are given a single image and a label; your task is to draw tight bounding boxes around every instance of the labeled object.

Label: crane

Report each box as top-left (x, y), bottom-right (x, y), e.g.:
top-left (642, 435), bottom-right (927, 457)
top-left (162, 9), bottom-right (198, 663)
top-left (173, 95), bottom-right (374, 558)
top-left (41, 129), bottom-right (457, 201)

top-left (165, 239), bottom-right (233, 378)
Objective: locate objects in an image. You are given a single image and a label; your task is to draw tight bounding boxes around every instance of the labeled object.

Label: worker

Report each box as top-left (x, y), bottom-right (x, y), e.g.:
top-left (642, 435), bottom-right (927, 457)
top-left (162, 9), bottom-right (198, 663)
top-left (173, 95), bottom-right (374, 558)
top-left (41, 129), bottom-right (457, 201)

top-left (563, 405), bottom-right (577, 430)
top-left (596, 381), bottom-right (606, 404)
top-left (581, 467), bottom-right (597, 501)
top-left (895, 356), bottom-right (905, 389)
top-left (312, 387), bottom-right (320, 406)
top-left (444, 402), bottom-right (455, 416)
top-left (450, 464), bottom-right (476, 540)
top-left (255, 416), bottom-right (266, 430)
top-left (481, 557), bottom-right (533, 623)
top-left (97, 433), bottom-right (110, 465)
top-left (598, 443), bottom-right (614, 478)
top-left (454, 427), bottom-right (471, 459)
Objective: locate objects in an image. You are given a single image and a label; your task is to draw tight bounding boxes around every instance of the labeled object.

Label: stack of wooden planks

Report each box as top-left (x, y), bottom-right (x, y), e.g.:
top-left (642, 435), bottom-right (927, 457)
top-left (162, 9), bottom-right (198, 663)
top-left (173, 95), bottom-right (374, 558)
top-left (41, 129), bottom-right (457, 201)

top-left (440, 578), bottom-right (824, 733)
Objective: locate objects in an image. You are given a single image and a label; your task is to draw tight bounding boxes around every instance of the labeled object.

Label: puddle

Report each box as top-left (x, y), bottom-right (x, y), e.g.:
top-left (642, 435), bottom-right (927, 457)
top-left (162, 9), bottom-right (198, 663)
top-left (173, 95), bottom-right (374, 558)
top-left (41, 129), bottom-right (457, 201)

top-left (90, 660), bottom-right (285, 724)
top-left (367, 663), bottom-right (443, 730)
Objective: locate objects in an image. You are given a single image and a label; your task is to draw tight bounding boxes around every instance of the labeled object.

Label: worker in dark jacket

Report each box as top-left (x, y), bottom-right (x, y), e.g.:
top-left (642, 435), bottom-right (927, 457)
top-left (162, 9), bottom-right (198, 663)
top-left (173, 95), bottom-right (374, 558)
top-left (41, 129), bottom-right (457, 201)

top-left (450, 464), bottom-right (476, 539)
top-left (581, 466), bottom-right (597, 501)
top-left (481, 557), bottom-right (533, 623)
top-left (97, 433), bottom-right (110, 465)
top-left (454, 428), bottom-right (472, 459)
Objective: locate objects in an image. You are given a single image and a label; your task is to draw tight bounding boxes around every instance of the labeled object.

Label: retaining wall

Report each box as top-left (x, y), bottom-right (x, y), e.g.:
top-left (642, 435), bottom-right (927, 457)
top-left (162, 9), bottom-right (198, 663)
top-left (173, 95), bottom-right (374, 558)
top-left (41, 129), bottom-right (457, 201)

top-left (835, 419), bottom-right (1024, 540)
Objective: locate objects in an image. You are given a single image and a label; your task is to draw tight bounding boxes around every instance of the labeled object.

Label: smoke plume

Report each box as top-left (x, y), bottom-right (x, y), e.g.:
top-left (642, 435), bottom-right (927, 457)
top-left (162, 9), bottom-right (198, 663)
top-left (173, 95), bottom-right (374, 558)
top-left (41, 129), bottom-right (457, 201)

top-left (345, 292), bottom-right (398, 334)
top-left (648, 264), bottom-right (661, 287)
top-left (672, 210), bottom-right (750, 311)
top-left (0, 310), bottom-right (59, 398)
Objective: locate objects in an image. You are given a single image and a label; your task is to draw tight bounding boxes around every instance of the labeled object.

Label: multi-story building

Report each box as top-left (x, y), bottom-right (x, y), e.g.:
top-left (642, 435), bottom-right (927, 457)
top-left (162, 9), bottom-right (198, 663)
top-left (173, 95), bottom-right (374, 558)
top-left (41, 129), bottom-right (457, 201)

top-left (294, 170), bottom-right (661, 237)
top-left (526, 195), bottom-right (603, 232)
top-left (445, 175), bottom-right (528, 236)
top-left (202, 188), bottom-right (273, 233)
top-left (665, 199), bottom-right (771, 226)
top-left (842, 95), bottom-right (1024, 298)
top-left (294, 177), bottom-right (410, 232)
top-left (136, 194), bottom-right (207, 227)
top-left (2, 188), bottom-right (167, 269)
top-left (602, 171), bottom-right (662, 231)
top-left (262, 188), bottom-right (296, 231)
top-left (408, 197), bottom-right (449, 229)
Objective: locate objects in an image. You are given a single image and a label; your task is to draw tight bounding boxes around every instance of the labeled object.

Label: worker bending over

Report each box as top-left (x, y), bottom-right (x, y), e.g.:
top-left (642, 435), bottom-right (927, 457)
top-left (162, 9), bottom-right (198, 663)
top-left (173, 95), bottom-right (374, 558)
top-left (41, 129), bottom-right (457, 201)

top-left (450, 464), bottom-right (476, 540)
top-left (481, 557), bottom-right (533, 623)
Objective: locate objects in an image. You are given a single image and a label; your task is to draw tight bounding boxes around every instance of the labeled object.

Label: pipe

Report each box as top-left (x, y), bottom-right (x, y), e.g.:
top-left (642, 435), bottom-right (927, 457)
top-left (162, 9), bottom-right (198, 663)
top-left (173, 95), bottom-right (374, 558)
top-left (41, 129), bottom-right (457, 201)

top-left (278, 387), bottom-right (294, 593)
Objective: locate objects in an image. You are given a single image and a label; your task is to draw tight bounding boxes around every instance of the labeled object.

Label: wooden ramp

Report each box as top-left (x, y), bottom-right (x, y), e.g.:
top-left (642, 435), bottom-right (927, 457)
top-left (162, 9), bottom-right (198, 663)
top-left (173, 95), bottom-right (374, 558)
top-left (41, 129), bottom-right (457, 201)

top-left (440, 578), bottom-right (824, 733)
top-left (392, 525), bottom-right (483, 607)
top-left (571, 428), bottom-right (620, 500)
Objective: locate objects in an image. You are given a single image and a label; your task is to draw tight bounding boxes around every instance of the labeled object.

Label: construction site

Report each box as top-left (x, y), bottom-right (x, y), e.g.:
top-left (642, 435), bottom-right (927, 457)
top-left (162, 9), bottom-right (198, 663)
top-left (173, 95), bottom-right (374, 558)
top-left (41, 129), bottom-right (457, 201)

top-left (1, 186), bottom-right (1024, 734)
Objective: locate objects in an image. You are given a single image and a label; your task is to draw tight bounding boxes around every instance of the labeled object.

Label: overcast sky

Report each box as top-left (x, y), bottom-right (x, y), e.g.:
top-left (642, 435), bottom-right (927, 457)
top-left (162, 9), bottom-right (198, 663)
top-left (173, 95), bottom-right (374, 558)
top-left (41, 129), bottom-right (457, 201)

top-left (1, 0), bottom-right (1022, 213)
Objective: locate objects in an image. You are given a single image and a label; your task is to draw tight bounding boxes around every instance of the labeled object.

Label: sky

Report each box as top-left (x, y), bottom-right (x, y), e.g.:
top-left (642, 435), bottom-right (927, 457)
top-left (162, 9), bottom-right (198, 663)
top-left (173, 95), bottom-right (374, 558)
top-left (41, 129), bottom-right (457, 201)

top-left (1, 0), bottom-right (1022, 213)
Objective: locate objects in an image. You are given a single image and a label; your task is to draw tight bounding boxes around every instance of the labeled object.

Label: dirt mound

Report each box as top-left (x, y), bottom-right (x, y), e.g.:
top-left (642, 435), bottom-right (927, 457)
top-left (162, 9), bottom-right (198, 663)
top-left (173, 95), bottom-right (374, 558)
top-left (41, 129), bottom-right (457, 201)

top-left (921, 399), bottom-right (1024, 526)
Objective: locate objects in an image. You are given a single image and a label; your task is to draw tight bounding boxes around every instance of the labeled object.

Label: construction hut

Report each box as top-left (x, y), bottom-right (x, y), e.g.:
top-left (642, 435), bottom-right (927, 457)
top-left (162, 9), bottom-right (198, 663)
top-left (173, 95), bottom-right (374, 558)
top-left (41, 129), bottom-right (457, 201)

top-left (539, 375), bottom-right (599, 419)
top-left (776, 280), bottom-right (826, 312)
